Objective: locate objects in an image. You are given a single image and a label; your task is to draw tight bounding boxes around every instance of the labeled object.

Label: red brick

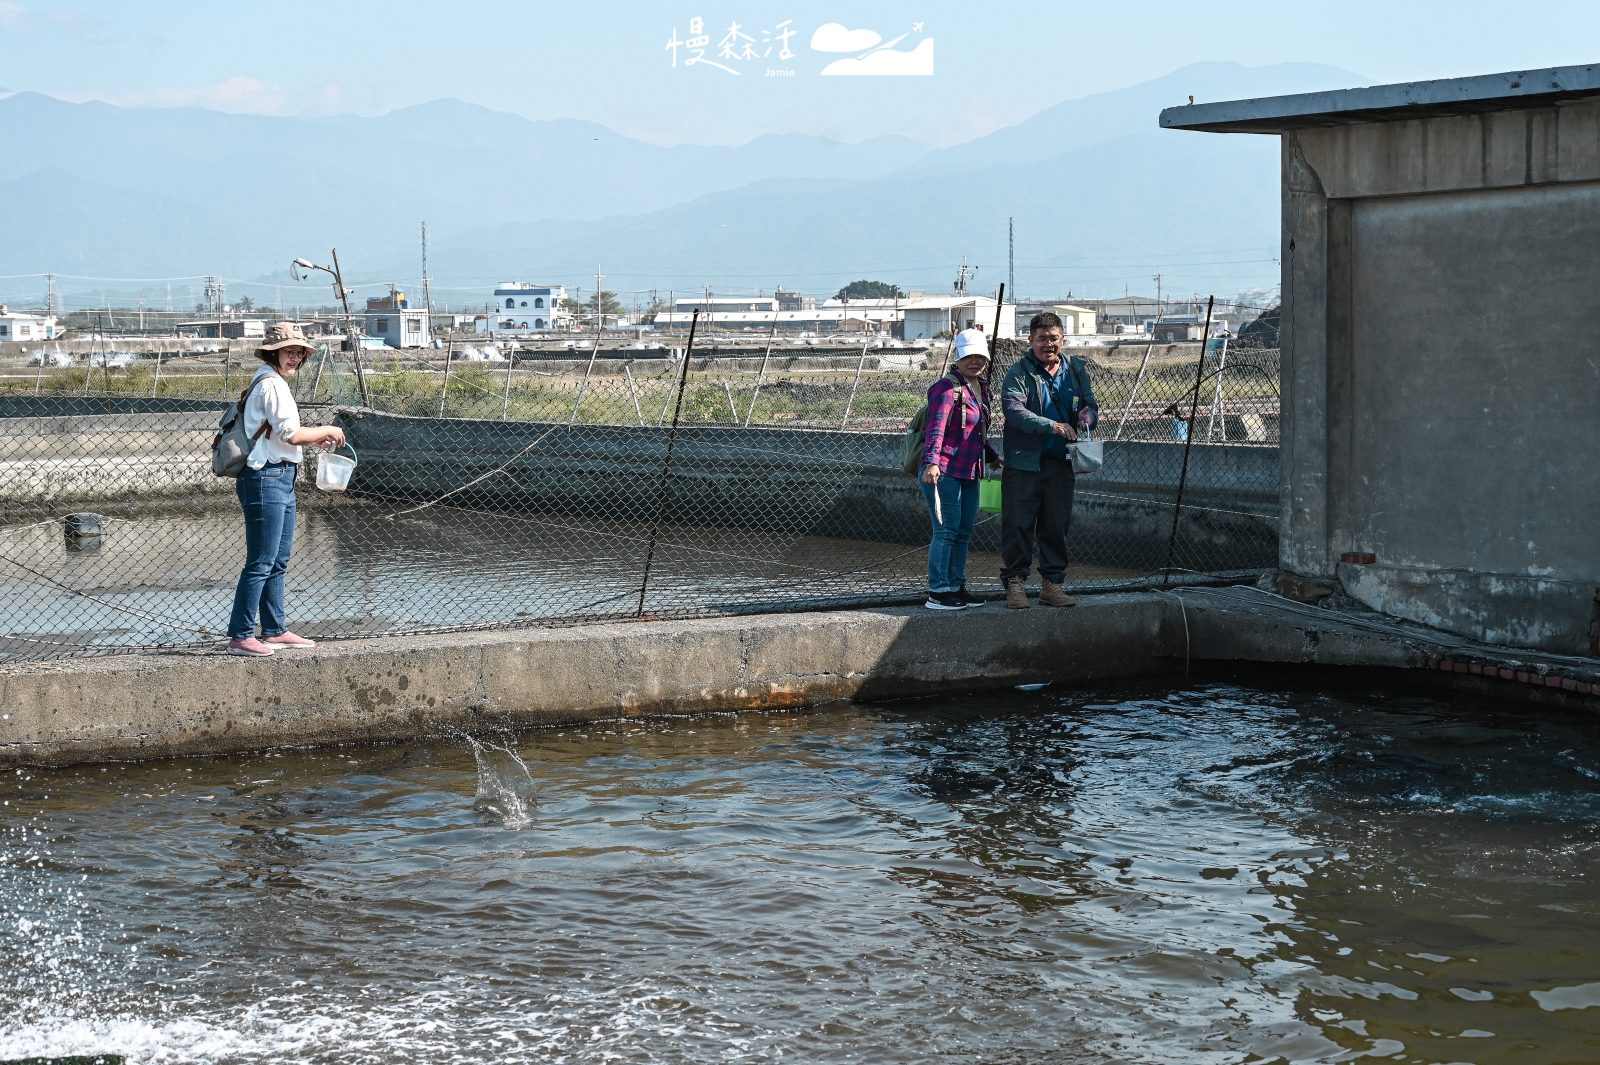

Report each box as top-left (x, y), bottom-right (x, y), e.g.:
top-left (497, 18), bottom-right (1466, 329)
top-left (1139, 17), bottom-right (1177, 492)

top-left (1516, 671), bottom-right (1530, 683)
top-left (1563, 678), bottom-right (1578, 691)
top-left (1439, 660), bottom-right (1455, 671)
top-left (1469, 664), bottom-right (1483, 675)
top-left (1498, 668), bottom-right (1515, 679)
top-left (1454, 662), bottom-right (1470, 673)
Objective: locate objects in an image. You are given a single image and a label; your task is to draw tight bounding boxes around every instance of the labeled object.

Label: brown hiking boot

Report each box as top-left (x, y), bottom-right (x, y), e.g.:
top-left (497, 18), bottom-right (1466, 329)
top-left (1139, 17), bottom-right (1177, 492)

top-left (1039, 580), bottom-right (1077, 607)
top-left (1005, 577), bottom-right (1031, 610)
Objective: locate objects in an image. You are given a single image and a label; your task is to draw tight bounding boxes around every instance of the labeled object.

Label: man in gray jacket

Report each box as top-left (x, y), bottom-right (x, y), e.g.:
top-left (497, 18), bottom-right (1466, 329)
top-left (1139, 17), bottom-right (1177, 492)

top-left (998, 311), bottom-right (1098, 608)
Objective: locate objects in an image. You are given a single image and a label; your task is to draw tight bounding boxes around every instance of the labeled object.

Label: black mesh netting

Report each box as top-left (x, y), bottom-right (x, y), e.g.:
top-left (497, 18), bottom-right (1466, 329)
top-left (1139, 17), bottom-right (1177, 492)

top-left (0, 332), bottom-right (1278, 660)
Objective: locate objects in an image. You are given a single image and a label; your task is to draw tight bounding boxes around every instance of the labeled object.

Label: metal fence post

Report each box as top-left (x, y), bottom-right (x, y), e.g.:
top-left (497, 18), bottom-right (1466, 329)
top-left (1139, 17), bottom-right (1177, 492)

top-left (1206, 336), bottom-right (1229, 442)
top-left (437, 335), bottom-right (454, 417)
top-left (623, 364), bottom-right (645, 425)
top-left (637, 310), bottom-right (700, 617)
top-left (1162, 296), bottom-right (1214, 586)
top-left (501, 344), bottom-right (514, 420)
top-left (151, 347), bottom-right (163, 397)
top-left (308, 345), bottom-right (327, 404)
top-left (569, 327), bottom-right (603, 424)
top-left (838, 339), bottom-right (870, 429)
top-left (743, 316), bottom-right (780, 427)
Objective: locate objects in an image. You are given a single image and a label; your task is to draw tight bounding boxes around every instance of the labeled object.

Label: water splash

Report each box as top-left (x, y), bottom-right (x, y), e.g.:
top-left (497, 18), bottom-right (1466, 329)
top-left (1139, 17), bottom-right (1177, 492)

top-left (456, 732), bottom-right (540, 826)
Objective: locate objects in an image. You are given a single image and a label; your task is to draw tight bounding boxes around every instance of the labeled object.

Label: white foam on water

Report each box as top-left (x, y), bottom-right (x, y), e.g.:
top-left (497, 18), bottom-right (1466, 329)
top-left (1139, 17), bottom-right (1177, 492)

top-left (0, 983), bottom-right (773, 1064)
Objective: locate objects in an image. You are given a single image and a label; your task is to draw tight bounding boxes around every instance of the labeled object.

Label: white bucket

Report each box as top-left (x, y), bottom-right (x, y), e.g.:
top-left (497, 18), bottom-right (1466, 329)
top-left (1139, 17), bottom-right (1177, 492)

top-left (316, 445), bottom-right (357, 492)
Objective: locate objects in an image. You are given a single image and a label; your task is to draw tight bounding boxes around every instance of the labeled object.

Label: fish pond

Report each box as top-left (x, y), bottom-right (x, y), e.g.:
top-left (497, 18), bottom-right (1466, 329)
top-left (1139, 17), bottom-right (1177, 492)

top-left (3, 672), bottom-right (1600, 1063)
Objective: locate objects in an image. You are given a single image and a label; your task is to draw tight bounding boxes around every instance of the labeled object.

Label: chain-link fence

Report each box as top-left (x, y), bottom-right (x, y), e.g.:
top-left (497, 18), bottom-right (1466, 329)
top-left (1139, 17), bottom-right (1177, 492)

top-left (0, 330), bottom-right (1278, 661)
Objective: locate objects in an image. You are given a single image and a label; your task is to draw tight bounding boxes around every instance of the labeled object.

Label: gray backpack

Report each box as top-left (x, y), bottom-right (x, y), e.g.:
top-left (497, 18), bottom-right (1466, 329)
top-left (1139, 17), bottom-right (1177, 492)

top-left (210, 374), bottom-right (274, 478)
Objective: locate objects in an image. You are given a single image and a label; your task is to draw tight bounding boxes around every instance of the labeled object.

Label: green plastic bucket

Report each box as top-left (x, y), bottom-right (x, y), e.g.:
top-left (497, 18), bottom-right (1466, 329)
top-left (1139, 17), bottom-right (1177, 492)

top-left (978, 477), bottom-right (1002, 514)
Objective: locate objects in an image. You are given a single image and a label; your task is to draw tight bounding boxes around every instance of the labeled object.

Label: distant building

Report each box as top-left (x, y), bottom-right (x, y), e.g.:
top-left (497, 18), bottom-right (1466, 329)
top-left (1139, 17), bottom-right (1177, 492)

top-left (653, 293), bottom-right (1014, 338)
top-left (1050, 304), bottom-right (1098, 335)
top-left (479, 283), bottom-right (572, 334)
top-left (901, 296), bottom-right (1015, 341)
top-left (177, 319), bottom-right (267, 340)
top-left (0, 306), bottom-right (61, 341)
top-left (1147, 315), bottom-right (1230, 342)
top-left (1101, 296), bottom-right (1163, 327)
top-left (774, 288), bottom-right (816, 311)
top-left (361, 287), bottom-right (429, 348)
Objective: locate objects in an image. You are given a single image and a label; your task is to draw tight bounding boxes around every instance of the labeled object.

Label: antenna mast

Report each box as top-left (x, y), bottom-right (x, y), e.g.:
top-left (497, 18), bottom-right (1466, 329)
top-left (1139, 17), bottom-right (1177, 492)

top-left (1008, 218), bottom-right (1014, 300)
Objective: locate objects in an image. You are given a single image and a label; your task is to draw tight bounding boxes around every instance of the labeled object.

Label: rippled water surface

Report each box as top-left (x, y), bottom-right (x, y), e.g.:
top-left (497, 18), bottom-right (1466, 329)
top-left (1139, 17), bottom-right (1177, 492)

top-left (5, 676), bottom-right (1600, 1063)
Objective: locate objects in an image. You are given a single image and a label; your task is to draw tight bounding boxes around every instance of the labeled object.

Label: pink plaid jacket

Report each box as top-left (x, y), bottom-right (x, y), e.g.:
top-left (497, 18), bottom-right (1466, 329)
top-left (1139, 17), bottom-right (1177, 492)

top-left (922, 373), bottom-right (1000, 480)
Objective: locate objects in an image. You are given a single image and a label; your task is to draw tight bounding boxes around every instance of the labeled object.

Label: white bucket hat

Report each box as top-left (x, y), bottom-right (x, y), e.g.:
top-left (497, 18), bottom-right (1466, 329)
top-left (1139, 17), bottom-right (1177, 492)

top-left (952, 328), bottom-right (991, 362)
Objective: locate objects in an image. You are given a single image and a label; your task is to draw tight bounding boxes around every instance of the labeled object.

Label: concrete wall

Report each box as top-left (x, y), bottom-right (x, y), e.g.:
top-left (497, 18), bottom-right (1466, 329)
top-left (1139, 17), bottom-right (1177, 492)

top-left (0, 410), bottom-right (230, 503)
top-left (1279, 102), bottom-right (1600, 652)
top-left (10, 588), bottom-right (1593, 767)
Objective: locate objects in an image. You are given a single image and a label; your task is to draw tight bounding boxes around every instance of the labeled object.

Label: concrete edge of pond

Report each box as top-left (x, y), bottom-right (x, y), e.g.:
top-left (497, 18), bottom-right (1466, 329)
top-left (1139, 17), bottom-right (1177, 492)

top-left (3, 590), bottom-right (1596, 766)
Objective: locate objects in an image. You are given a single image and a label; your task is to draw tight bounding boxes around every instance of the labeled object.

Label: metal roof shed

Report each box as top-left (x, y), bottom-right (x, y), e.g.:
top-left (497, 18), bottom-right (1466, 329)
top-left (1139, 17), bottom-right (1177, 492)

top-left (1160, 65), bottom-right (1600, 653)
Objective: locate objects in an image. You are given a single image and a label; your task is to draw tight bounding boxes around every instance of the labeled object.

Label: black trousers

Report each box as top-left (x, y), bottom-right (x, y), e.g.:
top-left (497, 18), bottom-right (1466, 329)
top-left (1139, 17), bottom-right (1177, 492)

top-left (1000, 456), bottom-right (1076, 584)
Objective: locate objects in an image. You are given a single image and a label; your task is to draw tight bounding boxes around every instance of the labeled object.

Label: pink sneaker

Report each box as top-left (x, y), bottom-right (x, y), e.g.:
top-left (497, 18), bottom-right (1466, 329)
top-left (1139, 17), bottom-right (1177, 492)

top-left (263, 632), bottom-right (316, 648)
top-left (227, 637), bottom-right (275, 657)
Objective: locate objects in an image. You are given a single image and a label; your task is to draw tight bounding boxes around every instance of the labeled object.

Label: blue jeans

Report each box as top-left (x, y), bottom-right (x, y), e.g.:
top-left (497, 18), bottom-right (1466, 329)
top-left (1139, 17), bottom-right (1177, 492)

top-left (229, 462), bottom-right (298, 639)
top-left (921, 474), bottom-right (980, 593)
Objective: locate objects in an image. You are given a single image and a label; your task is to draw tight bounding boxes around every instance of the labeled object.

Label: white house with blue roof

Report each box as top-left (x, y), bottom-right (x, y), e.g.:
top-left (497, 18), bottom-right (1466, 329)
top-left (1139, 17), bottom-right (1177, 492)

top-left (479, 283), bottom-right (571, 334)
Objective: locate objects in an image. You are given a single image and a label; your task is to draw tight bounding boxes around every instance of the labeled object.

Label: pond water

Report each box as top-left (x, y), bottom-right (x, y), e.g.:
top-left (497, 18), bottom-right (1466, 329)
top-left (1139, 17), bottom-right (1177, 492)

top-left (4, 675), bottom-right (1600, 1063)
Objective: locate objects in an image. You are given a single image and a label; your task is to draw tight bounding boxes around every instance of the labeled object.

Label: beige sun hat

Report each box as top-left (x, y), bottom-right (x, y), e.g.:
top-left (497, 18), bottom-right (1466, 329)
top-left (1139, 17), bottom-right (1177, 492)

top-left (258, 322), bottom-right (315, 354)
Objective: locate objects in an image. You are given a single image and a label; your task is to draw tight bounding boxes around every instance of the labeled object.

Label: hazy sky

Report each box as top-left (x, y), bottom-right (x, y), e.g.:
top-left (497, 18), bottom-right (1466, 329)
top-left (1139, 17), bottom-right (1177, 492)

top-left (5, 0), bottom-right (1600, 146)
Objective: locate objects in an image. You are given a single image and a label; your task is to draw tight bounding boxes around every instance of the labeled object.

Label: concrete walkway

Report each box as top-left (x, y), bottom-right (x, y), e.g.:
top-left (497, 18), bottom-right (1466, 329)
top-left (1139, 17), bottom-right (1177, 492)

top-left (4, 588), bottom-right (1597, 766)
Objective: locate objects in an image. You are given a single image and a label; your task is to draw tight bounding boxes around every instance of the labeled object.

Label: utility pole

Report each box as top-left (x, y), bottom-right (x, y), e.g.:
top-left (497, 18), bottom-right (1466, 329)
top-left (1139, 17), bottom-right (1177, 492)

top-left (138, 298), bottom-right (145, 332)
top-left (955, 256), bottom-right (976, 295)
top-left (45, 274), bottom-right (54, 316)
top-left (1008, 218), bottom-right (1015, 300)
top-left (1152, 272), bottom-right (1163, 332)
top-left (595, 264), bottom-right (605, 330)
top-left (421, 221), bottom-right (434, 323)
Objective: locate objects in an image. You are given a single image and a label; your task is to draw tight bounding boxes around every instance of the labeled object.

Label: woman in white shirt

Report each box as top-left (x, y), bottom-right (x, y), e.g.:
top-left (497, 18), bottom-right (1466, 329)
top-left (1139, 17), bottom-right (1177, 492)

top-left (227, 323), bottom-right (346, 657)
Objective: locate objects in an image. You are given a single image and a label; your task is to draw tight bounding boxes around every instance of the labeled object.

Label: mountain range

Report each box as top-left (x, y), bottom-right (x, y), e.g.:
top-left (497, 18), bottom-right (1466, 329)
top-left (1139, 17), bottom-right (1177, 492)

top-left (0, 61), bottom-right (1366, 306)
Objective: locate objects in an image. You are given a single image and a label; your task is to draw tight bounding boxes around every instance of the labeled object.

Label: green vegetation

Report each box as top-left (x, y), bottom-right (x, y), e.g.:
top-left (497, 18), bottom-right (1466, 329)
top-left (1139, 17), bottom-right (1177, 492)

top-left (834, 280), bottom-right (903, 300)
top-left (2, 347), bottom-right (1279, 443)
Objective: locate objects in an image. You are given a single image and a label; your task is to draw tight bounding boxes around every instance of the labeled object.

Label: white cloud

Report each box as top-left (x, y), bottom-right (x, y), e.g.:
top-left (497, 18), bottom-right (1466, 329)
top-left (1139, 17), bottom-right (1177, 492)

top-left (809, 23), bottom-right (881, 53)
top-left (58, 76), bottom-right (348, 116)
top-left (0, 2), bottom-right (100, 34)
top-left (821, 38), bottom-right (934, 77)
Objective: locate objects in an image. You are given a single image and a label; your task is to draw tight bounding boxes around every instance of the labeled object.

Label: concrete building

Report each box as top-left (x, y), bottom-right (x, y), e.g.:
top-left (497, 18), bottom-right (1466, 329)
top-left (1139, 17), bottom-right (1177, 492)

top-left (480, 283), bottom-right (571, 334)
top-left (1101, 296), bottom-right (1162, 327)
top-left (1163, 63), bottom-right (1600, 653)
top-left (774, 288), bottom-right (816, 311)
top-left (653, 293), bottom-right (1015, 338)
top-left (177, 319), bottom-right (267, 340)
top-left (361, 289), bottom-right (429, 349)
top-left (1050, 304), bottom-right (1098, 335)
top-left (900, 296), bottom-right (1015, 340)
top-left (0, 306), bottom-right (61, 341)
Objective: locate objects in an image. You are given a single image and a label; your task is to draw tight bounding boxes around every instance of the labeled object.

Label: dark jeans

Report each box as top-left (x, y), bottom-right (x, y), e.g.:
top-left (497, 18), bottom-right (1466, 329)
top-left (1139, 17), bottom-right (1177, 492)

top-left (920, 474), bottom-right (980, 593)
top-left (1000, 456), bottom-right (1076, 584)
top-left (228, 461), bottom-right (297, 639)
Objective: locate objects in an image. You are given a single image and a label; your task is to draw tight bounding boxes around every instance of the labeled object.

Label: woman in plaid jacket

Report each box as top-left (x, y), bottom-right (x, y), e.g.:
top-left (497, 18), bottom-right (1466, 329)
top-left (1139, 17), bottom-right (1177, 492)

top-left (919, 329), bottom-right (1002, 610)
